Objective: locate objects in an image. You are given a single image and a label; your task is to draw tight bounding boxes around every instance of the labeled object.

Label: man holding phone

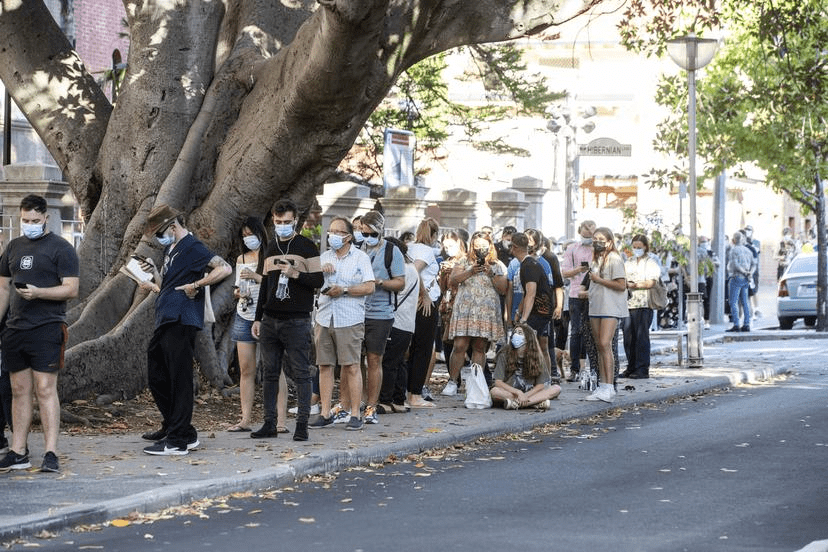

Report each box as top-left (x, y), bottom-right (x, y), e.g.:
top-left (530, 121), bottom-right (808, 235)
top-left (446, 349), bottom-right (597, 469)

top-left (0, 194), bottom-right (79, 473)
top-left (560, 220), bottom-right (596, 381)
top-left (251, 199), bottom-right (323, 442)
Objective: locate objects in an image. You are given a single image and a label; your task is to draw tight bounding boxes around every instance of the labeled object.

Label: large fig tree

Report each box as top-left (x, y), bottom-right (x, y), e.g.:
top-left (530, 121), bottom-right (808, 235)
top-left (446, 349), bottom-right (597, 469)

top-left (0, 0), bottom-right (606, 401)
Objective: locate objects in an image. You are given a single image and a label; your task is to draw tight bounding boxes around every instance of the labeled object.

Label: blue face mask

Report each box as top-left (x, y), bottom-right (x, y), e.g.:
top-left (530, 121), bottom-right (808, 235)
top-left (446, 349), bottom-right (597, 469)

top-left (511, 331), bottom-right (526, 349)
top-left (21, 222), bottom-right (46, 240)
top-left (364, 236), bottom-right (379, 247)
top-left (353, 231), bottom-right (364, 244)
top-left (274, 222), bottom-right (295, 239)
top-left (243, 235), bottom-right (261, 250)
top-left (328, 234), bottom-right (346, 250)
top-left (157, 233), bottom-right (175, 247)
top-left (632, 248), bottom-right (645, 258)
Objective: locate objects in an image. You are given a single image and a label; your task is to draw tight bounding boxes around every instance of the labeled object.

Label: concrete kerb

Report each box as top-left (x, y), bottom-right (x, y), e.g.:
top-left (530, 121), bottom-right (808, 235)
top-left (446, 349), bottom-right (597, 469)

top-left (0, 363), bottom-right (790, 541)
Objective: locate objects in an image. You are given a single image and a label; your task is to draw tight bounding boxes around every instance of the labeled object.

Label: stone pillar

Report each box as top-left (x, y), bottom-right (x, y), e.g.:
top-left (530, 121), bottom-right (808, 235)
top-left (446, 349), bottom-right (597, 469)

top-left (439, 188), bottom-right (477, 233)
top-left (0, 163), bottom-right (74, 246)
top-left (511, 175), bottom-right (548, 231)
top-left (315, 181), bottom-right (375, 251)
top-left (381, 185), bottom-right (429, 236)
top-left (487, 189), bottom-right (528, 231)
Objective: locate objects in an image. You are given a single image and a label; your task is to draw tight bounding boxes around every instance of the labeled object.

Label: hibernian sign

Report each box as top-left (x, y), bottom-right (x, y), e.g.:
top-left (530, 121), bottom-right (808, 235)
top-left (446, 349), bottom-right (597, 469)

top-left (578, 137), bottom-right (632, 157)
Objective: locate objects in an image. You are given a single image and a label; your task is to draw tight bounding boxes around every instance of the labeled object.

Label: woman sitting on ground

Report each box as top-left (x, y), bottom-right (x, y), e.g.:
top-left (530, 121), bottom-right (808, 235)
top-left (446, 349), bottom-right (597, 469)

top-left (490, 323), bottom-right (561, 410)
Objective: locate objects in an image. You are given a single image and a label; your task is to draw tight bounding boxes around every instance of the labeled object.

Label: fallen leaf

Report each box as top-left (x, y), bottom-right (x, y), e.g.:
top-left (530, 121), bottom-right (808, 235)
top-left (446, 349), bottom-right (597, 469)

top-left (248, 509), bottom-right (262, 515)
top-left (298, 517), bottom-right (316, 523)
top-left (424, 428), bottom-right (442, 433)
top-left (111, 519), bottom-right (130, 527)
top-left (720, 468), bottom-right (738, 473)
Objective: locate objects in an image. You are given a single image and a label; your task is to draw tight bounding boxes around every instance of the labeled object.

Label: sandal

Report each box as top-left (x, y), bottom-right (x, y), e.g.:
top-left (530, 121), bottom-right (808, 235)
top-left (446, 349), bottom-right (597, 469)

top-left (227, 424), bottom-right (252, 432)
top-left (407, 400), bottom-right (434, 409)
top-left (276, 426), bottom-right (290, 434)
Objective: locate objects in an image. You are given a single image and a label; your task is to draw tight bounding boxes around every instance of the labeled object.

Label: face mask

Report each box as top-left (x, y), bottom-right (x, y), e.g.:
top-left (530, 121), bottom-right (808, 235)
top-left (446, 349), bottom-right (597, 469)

top-left (475, 246), bottom-right (489, 257)
top-left (364, 235), bottom-right (379, 247)
top-left (432, 245), bottom-right (442, 257)
top-left (21, 222), bottom-right (46, 240)
top-left (511, 332), bottom-right (526, 349)
top-left (274, 222), bottom-right (295, 239)
top-left (502, 240), bottom-right (511, 249)
top-left (445, 243), bottom-right (460, 258)
top-left (328, 234), bottom-right (346, 250)
top-left (353, 231), bottom-right (364, 244)
top-left (581, 237), bottom-right (593, 246)
top-left (157, 231), bottom-right (175, 247)
top-left (243, 235), bottom-right (261, 250)
top-left (700, 242), bottom-right (710, 251)
top-left (593, 242), bottom-right (606, 253)
top-left (632, 248), bottom-right (645, 258)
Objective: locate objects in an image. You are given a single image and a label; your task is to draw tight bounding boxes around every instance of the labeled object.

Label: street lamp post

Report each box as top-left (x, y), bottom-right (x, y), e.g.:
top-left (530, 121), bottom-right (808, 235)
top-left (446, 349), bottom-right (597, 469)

top-left (547, 106), bottom-right (596, 239)
top-left (667, 35), bottom-right (719, 368)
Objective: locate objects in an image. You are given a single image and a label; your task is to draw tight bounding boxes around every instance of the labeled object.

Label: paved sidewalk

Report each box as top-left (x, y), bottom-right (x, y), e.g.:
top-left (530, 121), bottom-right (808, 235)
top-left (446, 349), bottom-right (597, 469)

top-left (1, 322), bottom-right (823, 541)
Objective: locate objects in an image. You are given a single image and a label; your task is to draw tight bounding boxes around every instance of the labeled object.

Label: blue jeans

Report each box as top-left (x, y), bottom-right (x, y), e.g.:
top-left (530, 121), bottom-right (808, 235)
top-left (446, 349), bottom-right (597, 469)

top-left (728, 275), bottom-right (751, 328)
top-left (259, 315), bottom-right (313, 425)
top-left (568, 297), bottom-right (588, 373)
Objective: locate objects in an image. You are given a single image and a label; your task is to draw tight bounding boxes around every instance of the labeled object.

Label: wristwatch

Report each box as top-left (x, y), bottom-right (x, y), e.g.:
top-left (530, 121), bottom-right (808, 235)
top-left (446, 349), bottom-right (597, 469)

top-left (376, 279), bottom-right (383, 289)
top-left (343, 287), bottom-right (349, 296)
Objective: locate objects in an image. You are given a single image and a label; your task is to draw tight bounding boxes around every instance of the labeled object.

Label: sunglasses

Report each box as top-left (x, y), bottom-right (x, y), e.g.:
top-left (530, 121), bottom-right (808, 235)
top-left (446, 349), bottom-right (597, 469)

top-left (362, 231), bottom-right (380, 238)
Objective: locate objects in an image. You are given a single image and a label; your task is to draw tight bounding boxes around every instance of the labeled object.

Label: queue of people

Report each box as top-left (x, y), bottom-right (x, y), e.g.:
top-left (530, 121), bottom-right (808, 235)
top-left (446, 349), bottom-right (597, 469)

top-left (0, 195), bottom-right (763, 471)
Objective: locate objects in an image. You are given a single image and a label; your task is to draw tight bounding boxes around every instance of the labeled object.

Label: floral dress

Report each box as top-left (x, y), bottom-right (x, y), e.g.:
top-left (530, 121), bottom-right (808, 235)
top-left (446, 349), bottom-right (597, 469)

top-left (448, 257), bottom-right (506, 342)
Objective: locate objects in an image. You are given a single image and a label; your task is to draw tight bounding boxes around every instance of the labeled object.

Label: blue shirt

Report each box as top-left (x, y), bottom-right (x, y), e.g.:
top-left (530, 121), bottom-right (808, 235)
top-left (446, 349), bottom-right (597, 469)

top-left (363, 240), bottom-right (405, 320)
top-left (155, 234), bottom-right (215, 329)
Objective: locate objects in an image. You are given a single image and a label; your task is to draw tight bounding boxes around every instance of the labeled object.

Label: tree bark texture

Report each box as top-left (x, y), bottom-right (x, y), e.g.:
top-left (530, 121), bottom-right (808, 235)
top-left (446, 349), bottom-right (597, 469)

top-left (0, 0), bottom-right (587, 401)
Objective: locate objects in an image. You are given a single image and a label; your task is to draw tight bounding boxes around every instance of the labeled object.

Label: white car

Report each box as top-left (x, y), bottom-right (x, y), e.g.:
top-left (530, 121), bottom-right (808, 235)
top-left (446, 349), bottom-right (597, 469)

top-left (776, 253), bottom-right (822, 329)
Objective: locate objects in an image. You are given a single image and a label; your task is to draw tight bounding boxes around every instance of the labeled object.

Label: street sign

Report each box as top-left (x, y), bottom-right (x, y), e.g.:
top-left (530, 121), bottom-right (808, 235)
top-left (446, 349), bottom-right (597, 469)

top-left (578, 137), bottom-right (632, 157)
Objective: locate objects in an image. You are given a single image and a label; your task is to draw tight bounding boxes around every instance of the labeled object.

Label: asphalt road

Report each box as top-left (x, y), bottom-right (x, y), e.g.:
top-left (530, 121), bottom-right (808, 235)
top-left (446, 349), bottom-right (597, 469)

top-left (38, 349), bottom-right (827, 552)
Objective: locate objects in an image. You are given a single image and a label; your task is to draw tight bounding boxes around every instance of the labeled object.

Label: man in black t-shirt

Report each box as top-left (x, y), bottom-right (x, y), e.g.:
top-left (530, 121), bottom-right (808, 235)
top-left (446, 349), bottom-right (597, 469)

top-left (510, 233), bottom-right (554, 375)
top-left (251, 199), bottom-right (324, 442)
top-left (0, 194), bottom-right (79, 473)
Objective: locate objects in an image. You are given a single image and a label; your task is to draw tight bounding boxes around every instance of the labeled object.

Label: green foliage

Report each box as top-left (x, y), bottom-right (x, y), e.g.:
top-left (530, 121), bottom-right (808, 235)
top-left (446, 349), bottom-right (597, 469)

top-left (344, 44), bottom-right (564, 182)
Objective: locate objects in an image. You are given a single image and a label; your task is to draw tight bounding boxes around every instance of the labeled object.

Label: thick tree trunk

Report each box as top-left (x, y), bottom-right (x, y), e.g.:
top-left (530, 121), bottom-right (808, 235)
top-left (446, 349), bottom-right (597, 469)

top-left (1, 0), bottom-right (581, 401)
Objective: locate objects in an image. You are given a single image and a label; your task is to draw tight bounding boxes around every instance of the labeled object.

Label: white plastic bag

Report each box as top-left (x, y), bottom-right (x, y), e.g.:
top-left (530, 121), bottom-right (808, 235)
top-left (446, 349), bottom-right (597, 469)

top-left (464, 363), bottom-right (492, 409)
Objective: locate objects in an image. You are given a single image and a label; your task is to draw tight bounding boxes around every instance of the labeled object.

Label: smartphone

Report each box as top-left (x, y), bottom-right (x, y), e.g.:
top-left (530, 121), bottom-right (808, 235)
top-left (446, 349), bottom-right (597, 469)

top-left (14, 282), bottom-right (27, 289)
top-left (580, 261), bottom-right (589, 268)
top-left (319, 286), bottom-right (331, 294)
top-left (131, 254), bottom-right (148, 262)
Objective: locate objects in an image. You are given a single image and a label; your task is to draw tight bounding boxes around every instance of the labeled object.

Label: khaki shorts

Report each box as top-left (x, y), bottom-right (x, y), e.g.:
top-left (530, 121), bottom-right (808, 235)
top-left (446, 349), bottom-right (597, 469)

top-left (314, 322), bottom-right (364, 367)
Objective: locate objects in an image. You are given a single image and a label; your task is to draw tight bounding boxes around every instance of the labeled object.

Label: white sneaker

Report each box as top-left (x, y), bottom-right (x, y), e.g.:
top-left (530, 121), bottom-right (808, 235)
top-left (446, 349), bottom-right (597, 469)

top-left (585, 384), bottom-right (614, 403)
top-left (288, 404), bottom-right (321, 415)
top-left (535, 399), bottom-right (551, 410)
top-left (503, 398), bottom-right (518, 410)
top-left (331, 404), bottom-right (351, 424)
top-left (441, 380), bottom-right (458, 396)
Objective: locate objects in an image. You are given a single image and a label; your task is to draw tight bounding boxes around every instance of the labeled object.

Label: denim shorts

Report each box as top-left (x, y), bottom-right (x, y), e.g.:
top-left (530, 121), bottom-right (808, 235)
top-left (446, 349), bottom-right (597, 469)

top-left (231, 313), bottom-right (256, 343)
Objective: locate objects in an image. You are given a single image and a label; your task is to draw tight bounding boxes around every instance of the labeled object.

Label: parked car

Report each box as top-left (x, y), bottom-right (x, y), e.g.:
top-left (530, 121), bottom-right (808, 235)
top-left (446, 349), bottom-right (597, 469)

top-left (776, 253), bottom-right (823, 329)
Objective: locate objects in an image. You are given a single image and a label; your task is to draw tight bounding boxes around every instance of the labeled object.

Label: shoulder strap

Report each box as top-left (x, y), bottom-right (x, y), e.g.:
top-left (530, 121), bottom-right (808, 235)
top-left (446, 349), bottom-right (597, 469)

top-left (384, 241), bottom-right (399, 307)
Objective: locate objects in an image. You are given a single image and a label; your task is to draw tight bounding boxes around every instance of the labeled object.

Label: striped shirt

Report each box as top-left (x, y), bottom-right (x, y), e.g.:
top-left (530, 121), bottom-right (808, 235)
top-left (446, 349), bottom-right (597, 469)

top-left (315, 246), bottom-right (375, 328)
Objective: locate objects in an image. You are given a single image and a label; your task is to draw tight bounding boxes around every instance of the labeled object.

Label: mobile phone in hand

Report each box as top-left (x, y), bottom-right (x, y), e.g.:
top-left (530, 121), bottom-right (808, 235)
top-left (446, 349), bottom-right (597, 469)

top-left (14, 282), bottom-right (27, 289)
top-left (319, 286), bottom-right (331, 294)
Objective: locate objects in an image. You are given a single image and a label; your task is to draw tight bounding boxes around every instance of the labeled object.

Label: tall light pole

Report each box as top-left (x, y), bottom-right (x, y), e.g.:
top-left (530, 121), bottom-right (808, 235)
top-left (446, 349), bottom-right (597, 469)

top-left (667, 35), bottom-right (719, 368)
top-left (547, 106), bottom-right (596, 239)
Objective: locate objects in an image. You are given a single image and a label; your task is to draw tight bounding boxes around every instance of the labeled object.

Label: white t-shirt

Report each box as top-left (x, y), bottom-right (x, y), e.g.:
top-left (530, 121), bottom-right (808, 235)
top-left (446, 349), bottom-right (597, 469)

top-left (234, 260), bottom-right (260, 321)
top-left (393, 263), bottom-right (420, 333)
top-left (588, 252), bottom-right (629, 318)
top-left (407, 242), bottom-right (440, 302)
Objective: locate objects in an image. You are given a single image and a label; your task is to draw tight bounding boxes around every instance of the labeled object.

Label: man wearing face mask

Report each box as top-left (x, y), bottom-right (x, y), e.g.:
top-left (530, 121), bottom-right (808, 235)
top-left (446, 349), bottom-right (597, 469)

top-left (251, 199), bottom-right (324, 441)
top-left (356, 211), bottom-right (404, 425)
top-left (0, 195), bottom-right (79, 473)
top-left (312, 217), bottom-right (375, 430)
top-left (139, 205), bottom-right (232, 456)
top-left (496, 226), bottom-right (517, 267)
top-left (560, 220), bottom-right (596, 381)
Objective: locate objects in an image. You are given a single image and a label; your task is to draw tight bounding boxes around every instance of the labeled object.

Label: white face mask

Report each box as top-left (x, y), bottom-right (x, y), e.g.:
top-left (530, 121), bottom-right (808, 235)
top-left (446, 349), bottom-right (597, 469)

top-left (432, 244), bottom-right (442, 257)
top-left (243, 235), bottom-right (261, 250)
top-left (581, 237), bottom-right (593, 246)
top-left (445, 243), bottom-right (460, 258)
top-left (632, 248), bottom-right (645, 258)
top-left (502, 239), bottom-right (511, 249)
top-left (21, 221), bottom-right (46, 240)
top-left (511, 331), bottom-right (526, 349)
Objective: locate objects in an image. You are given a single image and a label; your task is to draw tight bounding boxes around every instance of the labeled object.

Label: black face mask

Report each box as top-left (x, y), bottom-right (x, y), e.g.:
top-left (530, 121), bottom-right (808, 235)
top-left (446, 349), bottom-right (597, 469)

top-left (593, 242), bottom-right (606, 253)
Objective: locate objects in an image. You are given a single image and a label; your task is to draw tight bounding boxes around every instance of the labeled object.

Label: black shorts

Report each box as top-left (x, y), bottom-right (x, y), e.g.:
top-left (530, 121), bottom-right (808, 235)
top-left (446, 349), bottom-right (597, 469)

top-left (364, 318), bottom-right (394, 355)
top-left (1, 322), bottom-right (67, 374)
top-left (525, 314), bottom-right (550, 338)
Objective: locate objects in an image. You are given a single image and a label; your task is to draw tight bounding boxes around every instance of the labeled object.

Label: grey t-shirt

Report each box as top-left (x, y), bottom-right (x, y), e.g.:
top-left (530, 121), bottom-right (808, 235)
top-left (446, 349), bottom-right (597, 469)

top-left (588, 252), bottom-right (629, 318)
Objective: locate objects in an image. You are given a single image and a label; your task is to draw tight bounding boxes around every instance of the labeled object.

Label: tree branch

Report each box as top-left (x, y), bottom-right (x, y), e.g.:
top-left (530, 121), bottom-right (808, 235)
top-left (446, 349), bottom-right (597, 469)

top-left (0, 0), bottom-right (111, 212)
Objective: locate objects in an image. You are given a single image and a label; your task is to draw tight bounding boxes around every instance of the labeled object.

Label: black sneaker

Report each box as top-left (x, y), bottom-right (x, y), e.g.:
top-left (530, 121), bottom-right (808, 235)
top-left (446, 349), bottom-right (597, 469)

top-left (308, 415), bottom-right (333, 429)
top-left (725, 326), bottom-right (741, 333)
top-left (740, 326), bottom-right (750, 332)
top-left (345, 416), bottom-right (364, 431)
top-left (250, 422), bottom-right (279, 439)
top-left (293, 422), bottom-right (309, 442)
top-left (40, 451), bottom-right (59, 473)
top-left (143, 440), bottom-right (188, 456)
top-left (0, 449), bottom-right (31, 471)
top-left (187, 438), bottom-right (200, 450)
top-left (142, 428), bottom-right (167, 441)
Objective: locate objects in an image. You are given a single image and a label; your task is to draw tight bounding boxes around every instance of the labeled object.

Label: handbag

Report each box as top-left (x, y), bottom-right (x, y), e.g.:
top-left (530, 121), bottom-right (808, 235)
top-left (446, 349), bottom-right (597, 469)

top-left (648, 278), bottom-right (668, 310)
top-left (464, 363), bottom-right (492, 409)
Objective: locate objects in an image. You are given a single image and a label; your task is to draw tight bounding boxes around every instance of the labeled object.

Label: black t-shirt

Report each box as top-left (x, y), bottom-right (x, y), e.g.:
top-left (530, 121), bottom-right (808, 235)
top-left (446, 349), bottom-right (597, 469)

top-left (519, 256), bottom-right (554, 317)
top-left (0, 232), bottom-right (79, 330)
top-left (255, 234), bottom-right (324, 320)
